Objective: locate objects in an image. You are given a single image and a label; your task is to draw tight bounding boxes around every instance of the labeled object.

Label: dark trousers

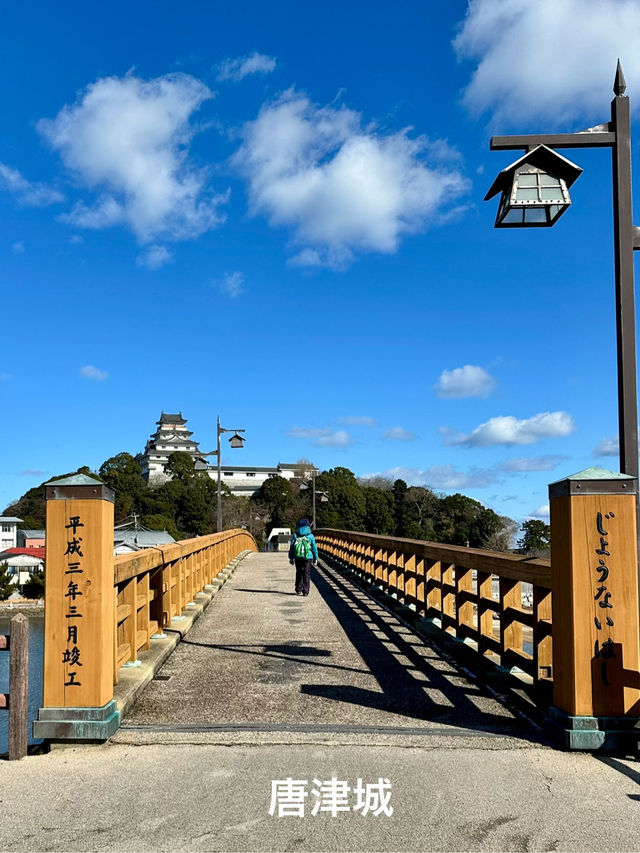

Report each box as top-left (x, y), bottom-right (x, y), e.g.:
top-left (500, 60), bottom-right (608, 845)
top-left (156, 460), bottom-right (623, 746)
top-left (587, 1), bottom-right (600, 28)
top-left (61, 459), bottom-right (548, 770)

top-left (294, 558), bottom-right (312, 595)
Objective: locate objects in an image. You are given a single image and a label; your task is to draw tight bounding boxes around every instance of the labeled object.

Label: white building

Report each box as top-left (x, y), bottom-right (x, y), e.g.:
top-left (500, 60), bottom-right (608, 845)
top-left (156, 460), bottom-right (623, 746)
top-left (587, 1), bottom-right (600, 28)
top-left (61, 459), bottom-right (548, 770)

top-left (0, 547), bottom-right (44, 593)
top-left (0, 517), bottom-right (23, 551)
top-left (137, 412), bottom-right (314, 497)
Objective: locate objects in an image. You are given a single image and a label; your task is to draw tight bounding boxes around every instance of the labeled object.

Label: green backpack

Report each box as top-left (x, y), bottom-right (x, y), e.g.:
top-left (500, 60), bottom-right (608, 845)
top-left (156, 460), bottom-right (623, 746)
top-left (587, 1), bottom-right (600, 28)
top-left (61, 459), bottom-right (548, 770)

top-left (294, 535), bottom-right (312, 559)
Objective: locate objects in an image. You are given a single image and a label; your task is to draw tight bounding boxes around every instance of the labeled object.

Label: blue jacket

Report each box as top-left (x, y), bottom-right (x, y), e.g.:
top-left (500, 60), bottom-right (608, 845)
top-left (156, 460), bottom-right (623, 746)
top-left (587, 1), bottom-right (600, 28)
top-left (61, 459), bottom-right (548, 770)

top-left (289, 524), bottom-right (318, 561)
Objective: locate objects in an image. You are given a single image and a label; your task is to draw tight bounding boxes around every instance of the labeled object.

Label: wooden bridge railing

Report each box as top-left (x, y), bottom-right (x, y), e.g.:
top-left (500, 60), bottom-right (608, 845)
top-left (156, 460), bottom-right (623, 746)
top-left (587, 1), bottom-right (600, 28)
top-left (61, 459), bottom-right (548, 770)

top-left (316, 529), bottom-right (552, 690)
top-left (113, 530), bottom-right (257, 680)
top-left (35, 473), bottom-right (257, 743)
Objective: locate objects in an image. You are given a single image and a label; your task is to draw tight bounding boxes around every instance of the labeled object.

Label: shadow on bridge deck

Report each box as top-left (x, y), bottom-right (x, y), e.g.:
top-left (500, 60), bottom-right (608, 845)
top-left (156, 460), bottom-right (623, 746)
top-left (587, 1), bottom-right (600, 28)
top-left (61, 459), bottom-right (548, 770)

top-left (116, 552), bottom-right (546, 747)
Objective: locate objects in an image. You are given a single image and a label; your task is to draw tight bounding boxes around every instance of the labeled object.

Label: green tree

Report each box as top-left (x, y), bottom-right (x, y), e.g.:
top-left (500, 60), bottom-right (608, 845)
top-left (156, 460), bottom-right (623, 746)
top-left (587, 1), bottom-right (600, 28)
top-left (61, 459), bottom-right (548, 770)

top-left (165, 452), bottom-right (196, 483)
top-left (23, 568), bottom-right (45, 599)
top-left (259, 476), bottom-right (294, 531)
top-left (362, 487), bottom-right (395, 535)
top-left (404, 486), bottom-right (438, 541)
top-left (0, 562), bottom-right (14, 600)
top-left (517, 519), bottom-right (551, 556)
top-left (392, 479), bottom-right (410, 537)
top-left (99, 453), bottom-right (147, 523)
top-left (315, 468), bottom-right (366, 531)
top-left (433, 493), bottom-right (495, 547)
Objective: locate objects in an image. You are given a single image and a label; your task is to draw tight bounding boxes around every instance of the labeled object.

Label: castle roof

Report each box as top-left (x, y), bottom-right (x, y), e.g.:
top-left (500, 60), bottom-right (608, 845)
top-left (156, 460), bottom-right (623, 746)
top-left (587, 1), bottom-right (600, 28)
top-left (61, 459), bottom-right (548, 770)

top-left (157, 412), bottom-right (187, 426)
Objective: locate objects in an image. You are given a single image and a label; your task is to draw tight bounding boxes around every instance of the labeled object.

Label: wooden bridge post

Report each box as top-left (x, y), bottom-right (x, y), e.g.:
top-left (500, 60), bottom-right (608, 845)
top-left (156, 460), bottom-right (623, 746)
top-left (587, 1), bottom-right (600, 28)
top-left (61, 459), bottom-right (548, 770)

top-left (33, 474), bottom-right (120, 743)
top-left (547, 467), bottom-right (640, 750)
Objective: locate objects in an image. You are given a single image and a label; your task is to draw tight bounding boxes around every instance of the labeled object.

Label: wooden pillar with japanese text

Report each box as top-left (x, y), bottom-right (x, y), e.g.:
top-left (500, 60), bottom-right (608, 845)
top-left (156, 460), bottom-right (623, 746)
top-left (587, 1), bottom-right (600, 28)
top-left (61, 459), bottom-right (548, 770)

top-left (548, 467), bottom-right (640, 750)
top-left (34, 474), bottom-right (120, 742)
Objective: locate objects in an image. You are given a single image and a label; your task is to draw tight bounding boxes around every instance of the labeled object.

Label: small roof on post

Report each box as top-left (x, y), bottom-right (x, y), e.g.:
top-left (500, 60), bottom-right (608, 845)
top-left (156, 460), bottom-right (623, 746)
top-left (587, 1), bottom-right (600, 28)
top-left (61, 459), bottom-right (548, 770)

top-left (549, 467), bottom-right (637, 499)
top-left (45, 473), bottom-right (115, 503)
top-left (485, 144), bottom-right (583, 201)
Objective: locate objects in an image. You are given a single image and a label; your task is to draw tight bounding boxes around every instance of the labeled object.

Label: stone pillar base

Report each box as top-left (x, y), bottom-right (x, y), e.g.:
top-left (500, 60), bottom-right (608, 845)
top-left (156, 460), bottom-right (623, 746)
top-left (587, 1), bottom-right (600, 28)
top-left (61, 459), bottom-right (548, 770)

top-left (33, 700), bottom-right (120, 742)
top-left (546, 705), bottom-right (640, 752)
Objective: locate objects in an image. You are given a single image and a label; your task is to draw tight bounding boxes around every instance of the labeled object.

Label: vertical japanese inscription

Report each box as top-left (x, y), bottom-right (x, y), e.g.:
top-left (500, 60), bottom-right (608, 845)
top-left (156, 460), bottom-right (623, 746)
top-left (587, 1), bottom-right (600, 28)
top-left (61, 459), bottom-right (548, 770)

top-left (593, 510), bottom-right (616, 686)
top-left (63, 515), bottom-right (85, 689)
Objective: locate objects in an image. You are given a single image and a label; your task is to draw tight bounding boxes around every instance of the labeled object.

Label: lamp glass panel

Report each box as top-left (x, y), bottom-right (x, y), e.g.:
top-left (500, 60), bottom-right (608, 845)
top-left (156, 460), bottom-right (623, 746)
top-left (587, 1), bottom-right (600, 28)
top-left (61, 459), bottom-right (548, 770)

top-left (539, 186), bottom-right (564, 201)
top-left (524, 207), bottom-right (547, 223)
top-left (549, 204), bottom-right (562, 219)
top-left (540, 175), bottom-right (561, 187)
top-left (502, 208), bottom-right (524, 224)
top-left (517, 173), bottom-right (537, 187)
top-left (515, 187), bottom-right (539, 201)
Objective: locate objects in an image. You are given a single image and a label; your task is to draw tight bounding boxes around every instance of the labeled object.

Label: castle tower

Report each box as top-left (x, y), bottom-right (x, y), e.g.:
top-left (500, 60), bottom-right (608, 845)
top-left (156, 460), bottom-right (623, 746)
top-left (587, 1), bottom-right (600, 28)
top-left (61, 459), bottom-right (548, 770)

top-left (137, 412), bottom-right (203, 485)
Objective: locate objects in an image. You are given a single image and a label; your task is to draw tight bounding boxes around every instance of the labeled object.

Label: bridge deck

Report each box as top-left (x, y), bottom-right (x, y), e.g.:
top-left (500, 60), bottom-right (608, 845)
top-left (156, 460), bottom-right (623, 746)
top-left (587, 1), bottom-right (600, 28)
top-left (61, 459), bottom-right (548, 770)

top-left (3, 554), bottom-right (640, 851)
top-left (118, 552), bottom-right (538, 747)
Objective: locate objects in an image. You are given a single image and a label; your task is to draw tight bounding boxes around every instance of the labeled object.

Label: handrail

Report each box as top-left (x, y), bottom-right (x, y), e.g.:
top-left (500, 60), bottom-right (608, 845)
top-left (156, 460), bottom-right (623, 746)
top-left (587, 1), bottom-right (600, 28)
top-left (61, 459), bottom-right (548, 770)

top-left (315, 529), bottom-right (552, 689)
top-left (113, 529), bottom-right (257, 682)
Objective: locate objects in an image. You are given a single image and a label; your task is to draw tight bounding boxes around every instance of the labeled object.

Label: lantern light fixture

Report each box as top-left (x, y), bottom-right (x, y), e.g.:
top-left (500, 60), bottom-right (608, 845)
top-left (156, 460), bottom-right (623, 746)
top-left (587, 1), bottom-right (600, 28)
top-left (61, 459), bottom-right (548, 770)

top-left (485, 144), bottom-right (583, 228)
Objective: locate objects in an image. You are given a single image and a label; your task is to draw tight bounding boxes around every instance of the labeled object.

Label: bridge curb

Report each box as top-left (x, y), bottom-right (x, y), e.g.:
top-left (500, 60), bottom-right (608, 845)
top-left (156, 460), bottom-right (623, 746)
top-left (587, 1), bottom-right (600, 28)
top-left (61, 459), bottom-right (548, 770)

top-left (106, 550), bottom-right (251, 731)
top-left (317, 552), bottom-right (551, 737)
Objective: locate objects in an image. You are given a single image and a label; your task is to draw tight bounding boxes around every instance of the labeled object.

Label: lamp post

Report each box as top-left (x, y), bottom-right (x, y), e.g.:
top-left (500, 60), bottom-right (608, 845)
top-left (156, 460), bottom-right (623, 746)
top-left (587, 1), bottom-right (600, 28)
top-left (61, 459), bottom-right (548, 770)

top-left (298, 468), bottom-right (329, 528)
top-left (206, 416), bottom-right (246, 533)
top-left (485, 60), bottom-right (640, 602)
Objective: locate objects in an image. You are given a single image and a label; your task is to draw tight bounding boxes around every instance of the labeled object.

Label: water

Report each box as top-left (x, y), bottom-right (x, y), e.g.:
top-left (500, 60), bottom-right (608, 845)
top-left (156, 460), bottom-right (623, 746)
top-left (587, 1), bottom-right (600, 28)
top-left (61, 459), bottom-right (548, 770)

top-left (0, 615), bottom-right (44, 755)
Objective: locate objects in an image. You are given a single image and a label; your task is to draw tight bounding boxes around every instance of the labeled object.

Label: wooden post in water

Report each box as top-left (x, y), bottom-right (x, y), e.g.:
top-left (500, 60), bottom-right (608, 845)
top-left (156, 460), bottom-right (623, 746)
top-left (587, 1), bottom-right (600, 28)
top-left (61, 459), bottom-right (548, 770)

top-left (547, 468), bottom-right (640, 750)
top-left (8, 613), bottom-right (28, 760)
top-left (33, 474), bottom-right (120, 743)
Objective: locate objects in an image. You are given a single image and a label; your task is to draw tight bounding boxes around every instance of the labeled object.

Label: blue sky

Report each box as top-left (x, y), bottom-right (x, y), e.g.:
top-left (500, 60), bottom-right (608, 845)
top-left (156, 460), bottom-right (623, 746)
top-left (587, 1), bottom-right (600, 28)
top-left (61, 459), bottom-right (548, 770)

top-left (2, 0), bottom-right (640, 525)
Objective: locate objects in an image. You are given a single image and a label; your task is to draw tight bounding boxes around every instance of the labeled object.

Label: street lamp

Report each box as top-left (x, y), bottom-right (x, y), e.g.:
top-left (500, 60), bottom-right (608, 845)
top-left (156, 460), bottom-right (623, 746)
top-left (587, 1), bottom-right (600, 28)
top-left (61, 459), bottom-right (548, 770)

top-left (298, 468), bottom-right (329, 528)
top-left (485, 144), bottom-right (582, 227)
top-left (205, 416), bottom-right (246, 532)
top-left (485, 60), bottom-right (640, 595)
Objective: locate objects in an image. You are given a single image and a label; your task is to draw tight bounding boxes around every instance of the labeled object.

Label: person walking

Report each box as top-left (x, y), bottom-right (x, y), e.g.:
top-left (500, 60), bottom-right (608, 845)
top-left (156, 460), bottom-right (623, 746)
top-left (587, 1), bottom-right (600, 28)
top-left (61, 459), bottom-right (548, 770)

top-left (289, 518), bottom-right (318, 596)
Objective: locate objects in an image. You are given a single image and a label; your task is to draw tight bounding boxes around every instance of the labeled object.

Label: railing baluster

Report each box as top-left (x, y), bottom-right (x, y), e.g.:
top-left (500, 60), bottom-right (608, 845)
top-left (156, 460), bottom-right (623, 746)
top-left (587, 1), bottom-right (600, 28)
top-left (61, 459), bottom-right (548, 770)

top-left (477, 571), bottom-right (496, 656)
top-left (426, 559), bottom-right (442, 619)
top-left (534, 584), bottom-right (553, 681)
top-left (499, 577), bottom-right (523, 668)
top-left (455, 565), bottom-right (475, 640)
top-left (442, 563), bottom-right (455, 634)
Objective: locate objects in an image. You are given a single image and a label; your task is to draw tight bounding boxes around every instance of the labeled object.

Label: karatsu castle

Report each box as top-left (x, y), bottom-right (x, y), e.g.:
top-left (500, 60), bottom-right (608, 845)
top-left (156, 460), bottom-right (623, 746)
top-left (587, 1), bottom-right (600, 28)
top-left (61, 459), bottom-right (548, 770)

top-left (136, 412), bottom-right (309, 496)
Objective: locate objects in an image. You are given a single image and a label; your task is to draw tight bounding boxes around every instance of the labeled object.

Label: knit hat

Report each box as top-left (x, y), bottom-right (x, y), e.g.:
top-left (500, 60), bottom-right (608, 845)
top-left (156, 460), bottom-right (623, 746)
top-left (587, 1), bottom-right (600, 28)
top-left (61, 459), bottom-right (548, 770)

top-left (298, 518), bottom-right (310, 527)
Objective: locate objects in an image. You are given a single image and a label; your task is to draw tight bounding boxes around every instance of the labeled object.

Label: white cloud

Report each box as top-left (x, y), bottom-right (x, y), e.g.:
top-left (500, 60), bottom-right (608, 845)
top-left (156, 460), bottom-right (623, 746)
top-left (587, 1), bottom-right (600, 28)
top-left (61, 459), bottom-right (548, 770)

top-left (288, 427), bottom-right (354, 447)
top-left (11, 241), bottom-right (24, 254)
top-left (340, 416), bottom-right (377, 426)
top-left (594, 435), bottom-right (619, 456)
top-left (382, 426), bottom-right (416, 441)
top-left (219, 271), bottom-right (245, 298)
top-left (364, 464), bottom-right (497, 490)
top-left (216, 52), bottom-right (276, 82)
top-left (435, 364), bottom-right (496, 398)
top-left (80, 365), bottom-right (108, 381)
top-left (136, 244), bottom-right (173, 269)
top-left (498, 455), bottom-right (566, 472)
top-left (0, 162), bottom-right (64, 206)
top-left (234, 89), bottom-right (469, 267)
top-left (39, 73), bottom-right (228, 242)
top-left (442, 411), bottom-right (575, 447)
top-left (454, 0), bottom-right (640, 126)
top-left (528, 504), bottom-right (551, 521)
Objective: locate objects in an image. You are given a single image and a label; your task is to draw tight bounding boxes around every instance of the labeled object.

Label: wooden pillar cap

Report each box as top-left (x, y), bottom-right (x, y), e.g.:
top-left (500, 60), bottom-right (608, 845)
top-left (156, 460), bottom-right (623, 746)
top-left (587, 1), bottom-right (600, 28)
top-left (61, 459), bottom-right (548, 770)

top-left (549, 467), bottom-right (637, 499)
top-left (45, 473), bottom-right (115, 503)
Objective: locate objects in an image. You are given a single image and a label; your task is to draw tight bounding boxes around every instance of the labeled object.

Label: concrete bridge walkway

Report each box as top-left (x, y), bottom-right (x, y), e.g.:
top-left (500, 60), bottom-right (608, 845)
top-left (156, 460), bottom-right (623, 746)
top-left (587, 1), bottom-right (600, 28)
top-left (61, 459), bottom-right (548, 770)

top-left (116, 551), bottom-right (535, 747)
top-left (3, 553), bottom-right (640, 851)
